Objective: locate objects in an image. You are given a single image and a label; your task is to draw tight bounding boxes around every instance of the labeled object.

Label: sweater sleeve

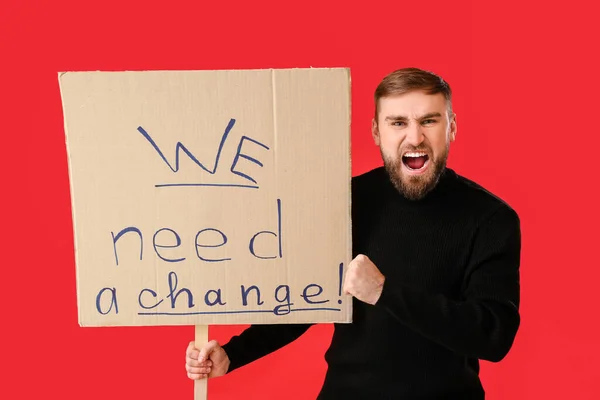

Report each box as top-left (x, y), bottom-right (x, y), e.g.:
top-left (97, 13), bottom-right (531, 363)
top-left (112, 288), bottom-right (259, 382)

top-left (221, 323), bottom-right (313, 373)
top-left (375, 205), bottom-right (521, 362)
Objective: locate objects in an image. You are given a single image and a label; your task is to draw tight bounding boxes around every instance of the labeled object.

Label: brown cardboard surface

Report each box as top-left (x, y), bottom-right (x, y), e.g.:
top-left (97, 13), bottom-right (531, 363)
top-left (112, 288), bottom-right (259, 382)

top-left (58, 68), bottom-right (352, 327)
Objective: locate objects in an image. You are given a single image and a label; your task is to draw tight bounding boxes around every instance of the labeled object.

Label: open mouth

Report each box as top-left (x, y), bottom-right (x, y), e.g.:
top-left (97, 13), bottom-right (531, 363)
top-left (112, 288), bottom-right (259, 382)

top-left (402, 152), bottom-right (429, 171)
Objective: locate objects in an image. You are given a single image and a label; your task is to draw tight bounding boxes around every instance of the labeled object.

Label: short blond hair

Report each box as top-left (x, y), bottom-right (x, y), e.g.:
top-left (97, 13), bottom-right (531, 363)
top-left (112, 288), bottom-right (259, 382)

top-left (374, 67), bottom-right (453, 120)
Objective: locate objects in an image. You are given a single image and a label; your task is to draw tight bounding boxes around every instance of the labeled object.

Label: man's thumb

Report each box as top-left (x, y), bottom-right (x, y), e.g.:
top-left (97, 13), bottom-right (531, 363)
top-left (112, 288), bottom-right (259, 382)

top-left (198, 340), bottom-right (219, 362)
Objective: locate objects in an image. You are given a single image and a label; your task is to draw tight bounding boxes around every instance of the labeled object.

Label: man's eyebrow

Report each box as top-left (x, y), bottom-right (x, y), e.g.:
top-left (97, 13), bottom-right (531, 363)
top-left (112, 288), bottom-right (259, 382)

top-left (419, 112), bottom-right (442, 119)
top-left (384, 112), bottom-right (442, 121)
top-left (384, 115), bottom-right (408, 121)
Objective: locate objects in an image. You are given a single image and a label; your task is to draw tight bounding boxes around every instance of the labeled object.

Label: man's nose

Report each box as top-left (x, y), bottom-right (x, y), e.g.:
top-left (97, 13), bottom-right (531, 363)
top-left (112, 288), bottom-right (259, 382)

top-left (405, 125), bottom-right (425, 146)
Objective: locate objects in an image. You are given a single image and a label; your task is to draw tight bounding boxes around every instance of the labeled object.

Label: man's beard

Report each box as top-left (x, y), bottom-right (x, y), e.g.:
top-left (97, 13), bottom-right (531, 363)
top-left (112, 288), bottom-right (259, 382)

top-left (381, 145), bottom-right (449, 201)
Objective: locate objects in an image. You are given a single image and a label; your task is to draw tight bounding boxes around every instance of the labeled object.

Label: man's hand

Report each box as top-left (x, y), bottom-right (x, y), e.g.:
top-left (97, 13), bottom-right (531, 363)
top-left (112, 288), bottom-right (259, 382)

top-left (343, 254), bottom-right (385, 305)
top-left (185, 340), bottom-right (230, 380)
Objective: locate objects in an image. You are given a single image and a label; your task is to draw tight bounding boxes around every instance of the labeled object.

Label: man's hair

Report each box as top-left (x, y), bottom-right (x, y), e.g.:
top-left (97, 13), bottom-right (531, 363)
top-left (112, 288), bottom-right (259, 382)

top-left (374, 67), bottom-right (453, 120)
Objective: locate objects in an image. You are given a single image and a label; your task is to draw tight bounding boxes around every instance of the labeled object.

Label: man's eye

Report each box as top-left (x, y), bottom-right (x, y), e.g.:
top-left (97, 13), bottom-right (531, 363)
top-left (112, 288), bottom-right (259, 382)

top-left (422, 119), bottom-right (436, 125)
top-left (392, 121), bottom-right (405, 126)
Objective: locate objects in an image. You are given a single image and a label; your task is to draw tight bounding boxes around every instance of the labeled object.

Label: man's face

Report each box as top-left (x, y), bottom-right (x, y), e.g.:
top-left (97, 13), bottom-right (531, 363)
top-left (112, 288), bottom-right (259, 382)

top-left (372, 90), bottom-right (457, 200)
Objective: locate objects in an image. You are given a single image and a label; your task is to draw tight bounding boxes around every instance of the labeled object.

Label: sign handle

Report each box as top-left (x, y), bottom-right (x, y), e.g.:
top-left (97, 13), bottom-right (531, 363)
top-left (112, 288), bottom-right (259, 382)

top-left (194, 325), bottom-right (209, 399)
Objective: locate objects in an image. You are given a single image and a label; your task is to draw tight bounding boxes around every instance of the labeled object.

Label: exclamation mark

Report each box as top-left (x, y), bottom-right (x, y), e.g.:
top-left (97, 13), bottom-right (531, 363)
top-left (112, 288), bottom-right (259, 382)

top-left (338, 262), bottom-right (344, 304)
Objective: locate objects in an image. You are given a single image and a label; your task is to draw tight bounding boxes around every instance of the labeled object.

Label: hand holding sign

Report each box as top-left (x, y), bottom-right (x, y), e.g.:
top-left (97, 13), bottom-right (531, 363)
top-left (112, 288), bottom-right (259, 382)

top-left (186, 339), bottom-right (230, 380)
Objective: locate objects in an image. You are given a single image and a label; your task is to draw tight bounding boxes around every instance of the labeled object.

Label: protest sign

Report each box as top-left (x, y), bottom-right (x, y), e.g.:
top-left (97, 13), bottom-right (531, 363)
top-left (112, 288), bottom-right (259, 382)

top-left (59, 68), bottom-right (353, 398)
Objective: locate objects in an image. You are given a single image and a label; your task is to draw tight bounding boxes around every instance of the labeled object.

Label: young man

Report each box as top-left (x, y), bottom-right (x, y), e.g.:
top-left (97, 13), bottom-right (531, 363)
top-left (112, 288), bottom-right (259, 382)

top-left (184, 67), bottom-right (521, 399)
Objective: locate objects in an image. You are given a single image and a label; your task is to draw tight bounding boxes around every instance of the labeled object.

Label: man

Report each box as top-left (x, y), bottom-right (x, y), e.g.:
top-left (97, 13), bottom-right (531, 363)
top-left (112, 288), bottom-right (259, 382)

top-left (184, 67), bottom-right (521, 399)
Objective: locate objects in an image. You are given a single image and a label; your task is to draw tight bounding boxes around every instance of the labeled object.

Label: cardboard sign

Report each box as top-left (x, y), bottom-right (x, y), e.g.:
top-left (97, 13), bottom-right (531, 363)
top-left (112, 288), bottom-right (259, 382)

top-left (59, 68), bottom-right (353, 327)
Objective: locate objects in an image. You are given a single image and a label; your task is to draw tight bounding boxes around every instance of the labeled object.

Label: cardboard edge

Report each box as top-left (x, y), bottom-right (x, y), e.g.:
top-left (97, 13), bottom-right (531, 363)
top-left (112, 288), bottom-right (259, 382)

top-left (54, 67), bottom-right (350, 76)
top-left (345, 67), bottom-right (353, 324)
top-left (57, 71), bottom-right (84, 327)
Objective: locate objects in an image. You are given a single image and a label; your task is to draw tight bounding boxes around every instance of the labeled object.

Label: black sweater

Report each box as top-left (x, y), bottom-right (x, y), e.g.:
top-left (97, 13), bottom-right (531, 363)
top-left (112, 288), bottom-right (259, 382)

top-left (222, 166), bottom-right (521, 399)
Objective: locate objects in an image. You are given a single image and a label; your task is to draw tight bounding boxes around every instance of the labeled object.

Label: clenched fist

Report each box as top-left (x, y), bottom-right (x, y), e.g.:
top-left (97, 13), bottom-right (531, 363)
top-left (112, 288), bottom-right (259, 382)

top-left (343, 254), bottom-right (385, 305)
top-left (185, 340), bottom-right (230, 380)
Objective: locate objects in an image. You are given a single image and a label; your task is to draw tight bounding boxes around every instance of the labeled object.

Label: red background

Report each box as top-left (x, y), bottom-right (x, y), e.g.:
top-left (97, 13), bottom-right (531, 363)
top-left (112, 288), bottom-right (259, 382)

top-left (3, 0), bottom-right (599, 399)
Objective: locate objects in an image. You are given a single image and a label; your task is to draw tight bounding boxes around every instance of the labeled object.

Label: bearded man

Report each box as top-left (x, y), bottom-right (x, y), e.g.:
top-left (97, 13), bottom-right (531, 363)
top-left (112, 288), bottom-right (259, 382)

top-left (184, 67), bottom-right (521, 400)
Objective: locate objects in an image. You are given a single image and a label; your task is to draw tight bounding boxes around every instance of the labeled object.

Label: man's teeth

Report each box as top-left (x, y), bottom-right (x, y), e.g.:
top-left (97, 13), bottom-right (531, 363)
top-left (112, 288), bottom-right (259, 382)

top-left (404, 152), bottom-right (427, 157)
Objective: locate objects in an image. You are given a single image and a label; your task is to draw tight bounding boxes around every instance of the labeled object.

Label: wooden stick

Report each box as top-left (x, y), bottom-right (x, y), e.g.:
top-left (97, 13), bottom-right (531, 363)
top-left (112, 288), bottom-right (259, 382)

top-left (194, 325), bottom-right (209, 399)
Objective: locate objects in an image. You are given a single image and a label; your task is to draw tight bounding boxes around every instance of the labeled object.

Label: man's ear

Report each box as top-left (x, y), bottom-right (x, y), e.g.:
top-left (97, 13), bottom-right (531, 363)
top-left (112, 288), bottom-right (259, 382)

top-left (371, 118), bottom-right (380, 146)
top-left (449, 113), bottom-right (457, 142)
